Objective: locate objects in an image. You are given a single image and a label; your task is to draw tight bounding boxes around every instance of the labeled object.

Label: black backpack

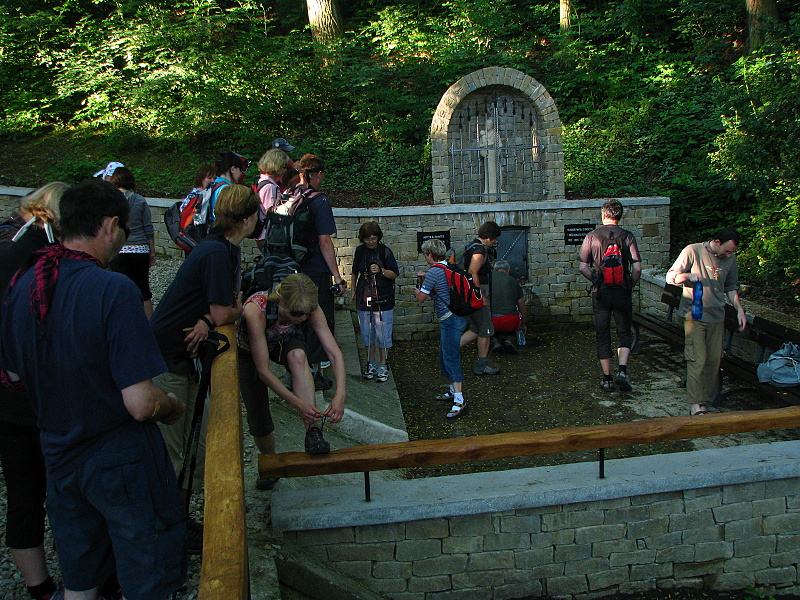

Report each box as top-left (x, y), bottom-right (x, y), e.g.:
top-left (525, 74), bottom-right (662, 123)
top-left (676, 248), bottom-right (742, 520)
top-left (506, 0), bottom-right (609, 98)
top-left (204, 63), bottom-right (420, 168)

top-left (241, 254), bottom-right (301, 301)
top-left (262, 185), bottom-right (322, 263)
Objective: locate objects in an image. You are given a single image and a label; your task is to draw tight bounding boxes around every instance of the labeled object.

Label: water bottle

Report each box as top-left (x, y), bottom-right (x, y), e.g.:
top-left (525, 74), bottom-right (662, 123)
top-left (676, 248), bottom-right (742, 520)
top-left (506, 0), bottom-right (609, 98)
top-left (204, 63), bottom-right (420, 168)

top-left (517, 329), bottom-right (527, 346)
top-left (691, 281), bottom-right (703, 320)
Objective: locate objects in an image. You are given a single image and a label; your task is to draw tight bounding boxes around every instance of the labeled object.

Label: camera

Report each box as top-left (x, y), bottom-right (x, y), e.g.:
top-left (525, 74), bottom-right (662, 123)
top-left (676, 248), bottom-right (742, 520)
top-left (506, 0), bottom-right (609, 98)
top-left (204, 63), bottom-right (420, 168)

top-left (330, 282), bottom-right (343, 295)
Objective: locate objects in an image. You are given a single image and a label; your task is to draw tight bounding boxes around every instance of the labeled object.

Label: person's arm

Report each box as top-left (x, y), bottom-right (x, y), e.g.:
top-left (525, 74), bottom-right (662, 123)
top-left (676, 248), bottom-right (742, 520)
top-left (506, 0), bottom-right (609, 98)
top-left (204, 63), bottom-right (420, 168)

top-left (468, 251), bottom-right (485, 287)
top-left (578, 235), bottom-right (595, 282)
top-left (244, 303), bottom-right (320, 425)
top-left (309, 307), bottom-right (346, 422)
top-left (727, 289), bottom-right (747, 332)
top-left (122, 379), bottom-right (186, 425)
top-left (631, 261), bottom-right (642, 284)
top-left (666, 247), bottom-right (698, 285)
top-left (148, 237), bottom-right (157, 268)
top-left (318, 234), bottom-right (346, 294)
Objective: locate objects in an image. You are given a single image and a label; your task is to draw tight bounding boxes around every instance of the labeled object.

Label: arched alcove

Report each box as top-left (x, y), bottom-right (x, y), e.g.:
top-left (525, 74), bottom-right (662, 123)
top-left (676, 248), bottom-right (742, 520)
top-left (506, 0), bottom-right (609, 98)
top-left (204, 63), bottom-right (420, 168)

top-left (430, 67), bottom-right (565, 205)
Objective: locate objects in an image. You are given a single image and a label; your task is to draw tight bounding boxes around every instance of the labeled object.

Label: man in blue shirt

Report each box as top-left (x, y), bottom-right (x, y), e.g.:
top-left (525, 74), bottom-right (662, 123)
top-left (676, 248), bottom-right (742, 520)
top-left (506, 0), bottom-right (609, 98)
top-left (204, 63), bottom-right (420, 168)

top-left (0, 179), bottom-right (187, 600)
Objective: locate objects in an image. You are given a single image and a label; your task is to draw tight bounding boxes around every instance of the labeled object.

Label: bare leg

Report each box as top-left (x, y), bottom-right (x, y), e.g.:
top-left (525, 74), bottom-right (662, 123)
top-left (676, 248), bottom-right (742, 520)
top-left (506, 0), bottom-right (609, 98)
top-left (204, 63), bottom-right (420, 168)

top-left (477, 336), bottom-right (490, 359)
top-left (460, 330), bottom-right (478, 348)
top-left (287, 349), bottom-right (316, 426)
top-left (143, 299), bottom-right (153, 319)
top-left (617, 347), bottom-right (631, 367)
top-left (599, 357), bottom-right (612, 376)
top-left (10, 546), bottom-right (49, 587)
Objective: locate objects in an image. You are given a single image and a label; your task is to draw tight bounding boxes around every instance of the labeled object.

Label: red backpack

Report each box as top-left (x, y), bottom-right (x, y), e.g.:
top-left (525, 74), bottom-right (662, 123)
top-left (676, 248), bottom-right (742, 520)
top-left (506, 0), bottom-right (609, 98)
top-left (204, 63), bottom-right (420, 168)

top-left (430, 263), bottom-right (484, 316)
top-left (599, 231), bottom-right (630, 287)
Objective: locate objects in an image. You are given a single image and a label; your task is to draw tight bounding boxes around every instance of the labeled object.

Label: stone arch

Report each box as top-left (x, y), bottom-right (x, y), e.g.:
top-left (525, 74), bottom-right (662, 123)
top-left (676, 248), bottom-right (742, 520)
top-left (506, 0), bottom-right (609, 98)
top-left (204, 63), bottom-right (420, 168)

top-left (430, 67), bottom-right (565, 205)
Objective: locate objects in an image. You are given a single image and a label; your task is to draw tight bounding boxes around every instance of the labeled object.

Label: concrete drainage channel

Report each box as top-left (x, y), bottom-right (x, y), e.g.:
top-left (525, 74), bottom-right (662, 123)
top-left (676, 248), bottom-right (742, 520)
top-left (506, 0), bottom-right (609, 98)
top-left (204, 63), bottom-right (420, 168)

top-left (244, 308), bottom-right (408, 599)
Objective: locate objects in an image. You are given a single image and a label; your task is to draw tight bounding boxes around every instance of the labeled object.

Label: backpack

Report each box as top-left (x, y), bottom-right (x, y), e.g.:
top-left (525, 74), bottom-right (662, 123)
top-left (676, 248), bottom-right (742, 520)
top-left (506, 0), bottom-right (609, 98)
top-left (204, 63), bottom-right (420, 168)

top-left (164, 182), bottom-right (225, 253)
top-left (430, 263), bottom-right (484, 317)
top-left (262, 186), bottom-right (321, 263)
top-left (598, 230), bottom-right (630, 288)
top-left (446, 240), bottom-right (482, 270)
top-left (241, 254), bottom-right (301, 301)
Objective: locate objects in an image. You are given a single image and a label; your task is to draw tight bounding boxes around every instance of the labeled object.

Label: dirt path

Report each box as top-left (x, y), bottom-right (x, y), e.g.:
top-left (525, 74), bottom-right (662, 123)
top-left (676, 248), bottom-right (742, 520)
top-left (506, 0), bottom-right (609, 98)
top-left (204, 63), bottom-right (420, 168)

top-left (392, 326), bottom-right (799, 478)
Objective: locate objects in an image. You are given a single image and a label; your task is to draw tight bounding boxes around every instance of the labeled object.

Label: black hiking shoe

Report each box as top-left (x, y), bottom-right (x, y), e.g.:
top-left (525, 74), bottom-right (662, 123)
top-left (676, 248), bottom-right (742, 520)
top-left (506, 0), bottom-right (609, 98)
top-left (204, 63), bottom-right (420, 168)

top-left (305, 425), bottom-right (330, 455)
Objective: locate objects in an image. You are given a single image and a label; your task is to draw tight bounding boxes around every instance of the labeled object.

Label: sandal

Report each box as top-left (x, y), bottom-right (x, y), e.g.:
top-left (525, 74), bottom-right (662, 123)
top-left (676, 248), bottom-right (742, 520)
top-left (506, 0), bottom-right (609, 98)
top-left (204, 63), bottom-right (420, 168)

top-left (435, 391), bottom-right (454, 402)
top-left (689, 405), bottom-right (710, 416)
top-left (446, 401), bottom-right (467, 418)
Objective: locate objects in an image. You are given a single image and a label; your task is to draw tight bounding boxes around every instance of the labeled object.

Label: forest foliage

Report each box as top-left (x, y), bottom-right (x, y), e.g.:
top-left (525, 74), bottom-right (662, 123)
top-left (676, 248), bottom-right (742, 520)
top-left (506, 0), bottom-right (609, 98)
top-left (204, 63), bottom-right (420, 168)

top-left (1, 0), bottom-right (799, 304)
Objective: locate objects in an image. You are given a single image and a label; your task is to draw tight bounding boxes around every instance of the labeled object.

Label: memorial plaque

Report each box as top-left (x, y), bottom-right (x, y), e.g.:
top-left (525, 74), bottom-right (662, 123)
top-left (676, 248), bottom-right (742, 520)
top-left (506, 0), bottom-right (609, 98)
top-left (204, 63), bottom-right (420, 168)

top-left (417, 231), bottom-right (451, 253)
top-left (564, 223), bottom-right (596, 245)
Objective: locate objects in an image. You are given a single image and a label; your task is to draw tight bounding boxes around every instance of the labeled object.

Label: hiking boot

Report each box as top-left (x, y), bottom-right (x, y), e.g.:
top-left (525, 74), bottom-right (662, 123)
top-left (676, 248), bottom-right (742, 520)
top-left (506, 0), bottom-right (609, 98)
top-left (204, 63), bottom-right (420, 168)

top-left (314, 371), bottom-right (333, 391)
top-left (363, 362), bottom-right (377, 380)
top-left (376, 364), bottom-right (389, 382)
top-left (305, 426), bottom-right (330, 455)
top-left (615, 371), bottom-right (632, 392)
top-left (599, 378), bottom-right (615, 392)
top-left (473, 363), bottom-right (500, 376)
top-left (255, 476), bottom-right (280, 491)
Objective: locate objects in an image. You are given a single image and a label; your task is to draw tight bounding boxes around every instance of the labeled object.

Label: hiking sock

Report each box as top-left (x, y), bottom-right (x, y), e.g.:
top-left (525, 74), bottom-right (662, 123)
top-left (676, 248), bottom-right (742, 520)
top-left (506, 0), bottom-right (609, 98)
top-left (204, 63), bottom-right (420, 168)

top-left (618, 365), bottom-right (628, 374)
top-left (449, 384), bottom-right (455, 394)
top-left (453, 392), bottom-right (465, 404)
top-left (28, 577), bottom-right (56, 600)
top-left (603, 374), bottom-right (614, 382)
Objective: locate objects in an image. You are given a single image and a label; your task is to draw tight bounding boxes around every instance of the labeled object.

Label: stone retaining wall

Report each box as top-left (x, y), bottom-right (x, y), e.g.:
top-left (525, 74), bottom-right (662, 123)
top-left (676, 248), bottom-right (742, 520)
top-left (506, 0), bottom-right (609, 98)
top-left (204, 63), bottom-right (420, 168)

top-left (274, 442), bottom-right (800, 600)
top-left (1, 187), bottom-right (670, 340)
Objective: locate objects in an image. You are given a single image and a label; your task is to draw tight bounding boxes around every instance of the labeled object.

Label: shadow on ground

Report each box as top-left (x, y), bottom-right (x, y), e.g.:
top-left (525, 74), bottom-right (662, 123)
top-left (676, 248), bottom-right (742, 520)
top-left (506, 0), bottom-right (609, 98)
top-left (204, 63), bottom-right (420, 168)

top-left (391, 326), bottom-right (800, 479)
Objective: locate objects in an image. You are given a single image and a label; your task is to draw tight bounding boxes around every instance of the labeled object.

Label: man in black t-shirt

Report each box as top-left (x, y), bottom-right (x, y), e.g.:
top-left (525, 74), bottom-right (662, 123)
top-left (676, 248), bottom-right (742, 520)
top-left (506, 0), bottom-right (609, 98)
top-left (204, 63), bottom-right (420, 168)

top-left (578, 200), bottom-right (642, 392)
top-left (459, 221), bottom-right (502, 376)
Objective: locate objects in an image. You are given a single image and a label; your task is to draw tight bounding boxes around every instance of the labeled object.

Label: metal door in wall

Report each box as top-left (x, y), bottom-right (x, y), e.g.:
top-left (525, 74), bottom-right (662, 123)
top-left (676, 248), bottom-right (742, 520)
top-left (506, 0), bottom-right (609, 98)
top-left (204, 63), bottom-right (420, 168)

top-left (494, 228), bottom-right (528, 281)
top-left (449, 91), bottom-right (544, 203)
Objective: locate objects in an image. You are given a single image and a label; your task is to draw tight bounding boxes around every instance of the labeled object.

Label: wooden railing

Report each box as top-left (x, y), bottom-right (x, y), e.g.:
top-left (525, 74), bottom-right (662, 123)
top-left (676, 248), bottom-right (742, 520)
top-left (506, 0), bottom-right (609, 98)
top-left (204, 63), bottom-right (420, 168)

top-left (199, 324), bottom-right (800, 599)
top-left (198, 323), bottom-right (248, 600)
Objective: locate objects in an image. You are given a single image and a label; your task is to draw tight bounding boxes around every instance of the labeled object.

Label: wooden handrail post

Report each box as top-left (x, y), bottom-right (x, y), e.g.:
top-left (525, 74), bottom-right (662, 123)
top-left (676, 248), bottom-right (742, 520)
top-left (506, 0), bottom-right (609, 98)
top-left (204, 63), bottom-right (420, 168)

top-left (198, 324), bottom-right (248, 600)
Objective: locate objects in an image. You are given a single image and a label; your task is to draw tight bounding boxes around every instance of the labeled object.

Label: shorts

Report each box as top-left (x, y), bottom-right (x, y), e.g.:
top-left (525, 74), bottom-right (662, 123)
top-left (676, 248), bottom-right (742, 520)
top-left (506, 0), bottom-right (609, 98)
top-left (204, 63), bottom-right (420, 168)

top-left (46, 424), bottom-right (186, 599)
top-left (267, 332), bottom-right (307, 367)
top-left (238, 349), bottom-right (276, 438)
top-left (468, 304), bottom-right (494, 337)
top-left (357, 309), bottom-right (394, 349)
top-left (492, 314), bottom-right (522, 333)
top-left (108, 252), bottom-right (152, 301)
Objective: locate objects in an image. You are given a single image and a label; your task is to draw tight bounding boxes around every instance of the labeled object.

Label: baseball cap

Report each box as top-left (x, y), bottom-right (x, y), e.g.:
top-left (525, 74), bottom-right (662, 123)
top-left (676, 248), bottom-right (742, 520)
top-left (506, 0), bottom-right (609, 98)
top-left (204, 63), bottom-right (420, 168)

top-left (272, 138), bottom-right (295, 152)
top-left (93, 161), bottom-right (125, 179)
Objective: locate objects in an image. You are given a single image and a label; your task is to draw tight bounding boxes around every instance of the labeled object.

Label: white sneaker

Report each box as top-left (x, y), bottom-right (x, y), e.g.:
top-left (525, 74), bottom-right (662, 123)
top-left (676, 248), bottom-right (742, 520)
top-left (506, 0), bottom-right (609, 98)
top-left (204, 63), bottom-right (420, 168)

top-left (363, 363), bottom-right (377, 380)
top-left (320, 360), bottom-right (331, 369)
top-left (376, 364), bottom-right (389, 382)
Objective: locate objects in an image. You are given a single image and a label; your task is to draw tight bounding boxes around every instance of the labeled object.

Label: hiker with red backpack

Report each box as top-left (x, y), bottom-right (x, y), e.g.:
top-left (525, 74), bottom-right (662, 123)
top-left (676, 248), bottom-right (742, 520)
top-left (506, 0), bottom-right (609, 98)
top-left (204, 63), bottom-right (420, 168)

top-left (414, 239), bottom-right (471, 419)
top-left (579, 199), bottom-right (642, 392)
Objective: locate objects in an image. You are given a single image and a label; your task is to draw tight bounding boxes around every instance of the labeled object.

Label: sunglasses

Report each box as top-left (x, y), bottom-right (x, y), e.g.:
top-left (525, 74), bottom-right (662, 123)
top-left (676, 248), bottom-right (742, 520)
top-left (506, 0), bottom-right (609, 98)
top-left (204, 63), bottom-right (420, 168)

top-left (290, 310), bottom-right (311, 318)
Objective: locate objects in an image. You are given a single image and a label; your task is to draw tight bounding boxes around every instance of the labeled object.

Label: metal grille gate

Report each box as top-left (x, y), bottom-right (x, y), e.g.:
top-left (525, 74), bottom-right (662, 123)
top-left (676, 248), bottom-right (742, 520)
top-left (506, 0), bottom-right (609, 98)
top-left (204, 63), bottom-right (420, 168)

top-left (449, 93), bottom-right (545, 203)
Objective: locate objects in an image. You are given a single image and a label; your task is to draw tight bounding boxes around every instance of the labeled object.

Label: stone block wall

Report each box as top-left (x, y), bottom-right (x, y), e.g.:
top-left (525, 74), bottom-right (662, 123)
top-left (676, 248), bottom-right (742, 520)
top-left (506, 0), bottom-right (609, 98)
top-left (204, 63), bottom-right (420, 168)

top-left (0, 188), bottom-right (670, 340)
top-left (275, 443), bottom-right (800, 600)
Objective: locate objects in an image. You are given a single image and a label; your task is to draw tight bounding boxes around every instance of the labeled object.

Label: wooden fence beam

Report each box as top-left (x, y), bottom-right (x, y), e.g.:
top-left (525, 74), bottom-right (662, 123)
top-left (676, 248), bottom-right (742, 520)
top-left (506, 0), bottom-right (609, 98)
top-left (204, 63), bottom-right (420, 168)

top-left (259, 406), bottom-right (800, 479)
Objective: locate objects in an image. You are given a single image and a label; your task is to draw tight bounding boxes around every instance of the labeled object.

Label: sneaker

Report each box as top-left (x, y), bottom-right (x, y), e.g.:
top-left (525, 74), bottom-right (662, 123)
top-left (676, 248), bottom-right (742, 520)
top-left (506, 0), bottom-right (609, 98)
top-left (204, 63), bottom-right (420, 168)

top-left (186, 518), bottom-right (204, 555)
top-left (473, 363), bottom-right (500, 376)
top-left (314, 371), bottom-right (333, 391)
top-left (502, 339), bottom-right (519, 354)
top-left (255, 476), bottom-right (280, 491)
top-left (599, 378), bottom-right (615, 392)
top-left (305, 426), bottom-right (330, 455)
top-left (363, 362), bottom-right (377, 380)
top-left (320, 360), bottom-right (331, 369)
top-left (376, 364), bottom-right (389, 382)
top-left (615, 371), bottom-right (632, 392)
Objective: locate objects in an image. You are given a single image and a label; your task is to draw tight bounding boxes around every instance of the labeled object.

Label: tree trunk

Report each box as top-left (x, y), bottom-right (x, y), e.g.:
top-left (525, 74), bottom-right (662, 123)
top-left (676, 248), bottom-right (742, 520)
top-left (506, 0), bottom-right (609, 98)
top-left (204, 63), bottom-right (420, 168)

top-left (306, 0), bottom-right (343, 44)
top-left (560, 0), bottom-right (573, 31)
top-left (746, 0), bottom-right (778, 51)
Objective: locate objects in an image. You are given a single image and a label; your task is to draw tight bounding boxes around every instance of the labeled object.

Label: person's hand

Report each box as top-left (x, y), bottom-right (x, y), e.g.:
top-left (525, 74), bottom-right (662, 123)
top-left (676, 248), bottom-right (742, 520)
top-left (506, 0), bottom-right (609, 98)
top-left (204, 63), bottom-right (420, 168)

top-left (369, 263), bottom-right (381, 275)
top-left (323, 398), bottom-right (345, 423)
top-left (184, 320), bottom-right (210, 353)
top-left (350, 290), bottom-right (356, 302)
top-left (296, 402), bottom-right (322, 426)
top-left (149, 253), bottom-right (157, 268)
top-left (738, 309), bottom-right (747, 332)
top-left (160, 393), bottom-right (186, 425)
top-left (685, 273), bottom-right (702, 283)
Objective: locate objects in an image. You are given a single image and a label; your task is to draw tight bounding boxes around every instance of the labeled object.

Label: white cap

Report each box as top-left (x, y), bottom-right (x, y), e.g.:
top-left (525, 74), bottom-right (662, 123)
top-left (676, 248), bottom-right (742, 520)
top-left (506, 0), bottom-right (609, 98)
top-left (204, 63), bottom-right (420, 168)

top-left (93, 161), bottom-right (125, 179)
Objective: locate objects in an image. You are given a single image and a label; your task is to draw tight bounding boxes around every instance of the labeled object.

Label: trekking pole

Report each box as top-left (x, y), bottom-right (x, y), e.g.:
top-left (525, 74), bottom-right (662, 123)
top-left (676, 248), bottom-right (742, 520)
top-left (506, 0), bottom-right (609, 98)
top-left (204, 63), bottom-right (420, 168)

top-left (177, 330), bottom-right (230, 512)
